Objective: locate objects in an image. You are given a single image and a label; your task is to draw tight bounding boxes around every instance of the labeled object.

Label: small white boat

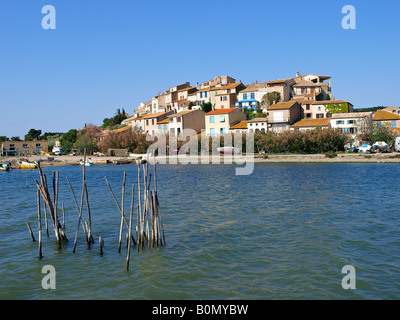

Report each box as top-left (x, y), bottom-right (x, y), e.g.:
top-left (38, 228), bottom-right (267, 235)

top-left (373, 141), bottom-right (388, 149)
top-left (80, 161), bottom-right (94, 167)
top-left (19, 161), bottom-right (38, 169)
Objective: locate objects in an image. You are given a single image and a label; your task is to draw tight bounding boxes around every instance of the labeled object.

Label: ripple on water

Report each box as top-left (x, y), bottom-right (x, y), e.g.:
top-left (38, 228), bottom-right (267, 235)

top-left (1, 163), bottom-right (400, 299)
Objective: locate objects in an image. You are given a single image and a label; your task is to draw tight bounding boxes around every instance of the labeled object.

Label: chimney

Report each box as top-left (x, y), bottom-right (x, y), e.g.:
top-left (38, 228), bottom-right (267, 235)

top-left (296, 72), bottom-right (301, 78)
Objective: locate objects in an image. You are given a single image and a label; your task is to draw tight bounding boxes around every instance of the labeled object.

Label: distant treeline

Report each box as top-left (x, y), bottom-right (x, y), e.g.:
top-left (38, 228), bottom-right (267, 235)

top-left (353, 106), bottom-right (386, 112)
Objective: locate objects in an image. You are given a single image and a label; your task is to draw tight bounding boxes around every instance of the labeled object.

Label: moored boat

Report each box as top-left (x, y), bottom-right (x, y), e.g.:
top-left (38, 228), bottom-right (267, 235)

top-left (80, 161), bottom-right (94, 167)
top-left (0, 162), bottom-right (12, 171)
top-left (19, 160), bottom-right (37, 169)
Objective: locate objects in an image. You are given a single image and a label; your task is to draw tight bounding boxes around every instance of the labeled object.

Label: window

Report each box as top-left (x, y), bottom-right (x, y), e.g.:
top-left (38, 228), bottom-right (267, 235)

top-left (316, 114), bottom-right (324, 119)
top-left (205, 91), bottom-right (207, 98)
top-left (23, 144), bottom-right (28, 147)
top-left (152, 119), bottom-right (155, 125)
top-left (251, 93), bottom-right (255, 100)
top-left (306, 105), bottom-right (310, 110)
top-left (348, 120), bottom-right (355, 124)
top-left (220, 115), bottom-right (225, 122)
top-left (215, 91), bottom-right (218, 95)
top-left (177, 117), bottom-right (181, 123)
top-left (318, 106), bottom-right (321, 111)
top-left (210, 116), bottom-right (214, 123)
top-left (210, 128), bottom-right (215, 136)
top-left (243, 93), bottom-right (247, 100)
top-left (392, 120), bottom-right (397, 128)
top-left (146, 120), bottom-right (149, 126)
top-left (200, 92), bottom-right (203, 98)
top-left (220, 128), bottom-right (225, 134)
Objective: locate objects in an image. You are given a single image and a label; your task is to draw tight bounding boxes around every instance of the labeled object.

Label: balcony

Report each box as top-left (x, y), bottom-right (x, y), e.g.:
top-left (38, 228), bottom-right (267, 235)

top-left (267, 117), bottom-right (290, 123)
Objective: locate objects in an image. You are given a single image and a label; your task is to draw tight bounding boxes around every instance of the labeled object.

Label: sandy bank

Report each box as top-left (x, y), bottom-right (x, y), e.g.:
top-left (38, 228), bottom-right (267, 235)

top-left (2, 152), bottom-right (400, 169)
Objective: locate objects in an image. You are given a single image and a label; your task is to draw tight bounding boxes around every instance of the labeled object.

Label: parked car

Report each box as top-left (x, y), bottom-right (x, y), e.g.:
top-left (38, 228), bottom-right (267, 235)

top-left (395, 137), bottom-right (400, 152)
top-left (346, 147), bottom-right (359, 153)
top-left (217, 147), bottom-right (242, 155)
top-left (358, 144), bottom-right (371, 153)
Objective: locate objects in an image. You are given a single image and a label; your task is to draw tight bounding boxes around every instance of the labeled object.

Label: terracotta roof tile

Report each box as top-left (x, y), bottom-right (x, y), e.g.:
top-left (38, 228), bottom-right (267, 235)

top-left (373, 110), bottom-right (400, 121)
top-left (230, 120), bottom-right (248, 129)
top-left (291, 118), bottom-right (331, 127)
top-left (206, 108), bottom-right (238, 115)
top-left (267, 101), bottom-right (298, 110)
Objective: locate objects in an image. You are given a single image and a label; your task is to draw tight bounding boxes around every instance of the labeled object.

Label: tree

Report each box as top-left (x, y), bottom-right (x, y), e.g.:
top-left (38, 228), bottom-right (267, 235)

top-left (74, 135), bottom-right (98, 154)
top-left (101, 108), bottom-right (128, 129)
top-left (25, 128), bottom-right (42, 141)
top-left (201, 102), bottom-right (212, 113)
top-left (0, 136), bottom-right (8, 142)
top-left (74, 124), bottom-right (102, 154)
top-left (188, 101), bottom-right (193, 110)
top-left (260, 92), bottom-right (281, 108)
top-left (10, 136), bottom-right (22, 141)
top-left (59, 129), bottom-right (78, 154)
top-left (369, 122), bottom-right (395, 146)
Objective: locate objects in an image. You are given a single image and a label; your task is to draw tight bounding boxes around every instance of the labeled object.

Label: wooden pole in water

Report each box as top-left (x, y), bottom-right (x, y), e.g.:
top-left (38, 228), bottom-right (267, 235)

top-left (104, 177), bottom-right (137, 245)
top-left (26, 222), bottom-right (35, 241)
top-left (35, 166), bottom-right (62, 249)
top-left (136, 203), bottom-right (140, 253)
top-left (37, 189), bottom-right (42, 258)
top-left (99, 236), bottom-right (104, 255)
top-left (62, 201), bottom-right (65, 230)
top-left (66, 177), bottom-right (88, 253)
top-left (43, 202), bottom-right (49, 238)
top-left (137, 164), bottom-right (143, 251)
top-left (155, 192), bottom-right (166, 246)
top-left (118, 171), bottom-right (127, 253)
top-left (126, 184), bottom-right (134, 271)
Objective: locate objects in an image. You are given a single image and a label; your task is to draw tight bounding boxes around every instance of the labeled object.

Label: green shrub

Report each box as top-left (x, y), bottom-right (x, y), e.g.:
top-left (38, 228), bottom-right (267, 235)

top-left (325, 152), bottom-right (338, 158)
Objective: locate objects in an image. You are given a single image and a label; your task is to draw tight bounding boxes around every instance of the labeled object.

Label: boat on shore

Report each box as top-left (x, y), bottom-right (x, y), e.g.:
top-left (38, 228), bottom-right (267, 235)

top-left (19, 160), bottom-right (38, 169)
top-left (0, 162), bottom-right (11, 171)
top-left (111, 158), bottom-right (130, 165)
top-left (80, 161), bottom-right (94, 167)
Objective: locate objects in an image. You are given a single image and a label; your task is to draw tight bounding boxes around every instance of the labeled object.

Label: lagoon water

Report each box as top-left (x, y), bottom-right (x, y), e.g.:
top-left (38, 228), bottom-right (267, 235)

top-left (1, 162), bottom-right (400, 299)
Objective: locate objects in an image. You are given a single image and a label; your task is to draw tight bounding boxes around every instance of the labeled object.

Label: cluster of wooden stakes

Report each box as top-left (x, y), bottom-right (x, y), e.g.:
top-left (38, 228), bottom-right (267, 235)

top-left (26, 150), bottom-right (165, 271)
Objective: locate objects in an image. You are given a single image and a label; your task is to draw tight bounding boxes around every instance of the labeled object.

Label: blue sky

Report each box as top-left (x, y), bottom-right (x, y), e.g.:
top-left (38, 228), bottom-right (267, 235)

top-left (1, 0), bottom-right (399, 138)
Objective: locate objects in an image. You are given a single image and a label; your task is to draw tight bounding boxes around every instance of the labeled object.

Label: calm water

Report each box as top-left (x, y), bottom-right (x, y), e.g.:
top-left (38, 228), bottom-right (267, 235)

top-left (0, 162), bottom-right (399, 299)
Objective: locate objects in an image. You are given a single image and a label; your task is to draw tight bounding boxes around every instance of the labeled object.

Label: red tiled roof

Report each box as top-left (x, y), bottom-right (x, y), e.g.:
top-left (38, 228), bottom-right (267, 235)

top-left (206, 108), bottom-right (238, 115)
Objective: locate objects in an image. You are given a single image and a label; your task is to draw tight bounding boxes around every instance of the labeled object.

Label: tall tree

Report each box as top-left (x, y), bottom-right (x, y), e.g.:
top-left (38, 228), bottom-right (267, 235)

top-left (260, 92), bottom-right (281, 108)
top-left (25, 129), bottom-right (42, 141)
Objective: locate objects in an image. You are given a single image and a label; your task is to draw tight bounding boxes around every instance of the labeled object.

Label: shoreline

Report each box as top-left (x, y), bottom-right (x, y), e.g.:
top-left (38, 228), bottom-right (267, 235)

top-left (2, 152), bottom-right (400, 169)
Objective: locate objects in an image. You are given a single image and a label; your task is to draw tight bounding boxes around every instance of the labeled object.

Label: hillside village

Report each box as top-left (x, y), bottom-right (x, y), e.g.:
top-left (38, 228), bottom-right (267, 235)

top-left (117, 72), bottom-right (400, 146)
top-left (2, 72), bottom-right (400, 158)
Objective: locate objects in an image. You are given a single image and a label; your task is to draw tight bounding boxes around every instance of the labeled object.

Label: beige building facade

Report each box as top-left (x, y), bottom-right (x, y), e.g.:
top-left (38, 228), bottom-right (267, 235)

top-left (167, 109), bottom-right (205, 136)
top-left (205, 108), bottom-right (246, 136)
top-left (1, 140), bottom-right (49, 156)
